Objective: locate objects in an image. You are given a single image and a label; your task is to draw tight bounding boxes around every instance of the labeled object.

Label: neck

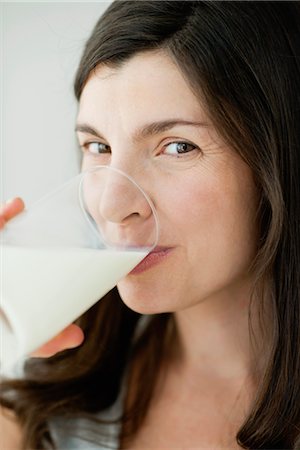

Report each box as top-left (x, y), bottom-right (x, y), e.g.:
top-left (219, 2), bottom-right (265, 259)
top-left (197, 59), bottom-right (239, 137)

top-left (169, 276), bottom-right (272, 382)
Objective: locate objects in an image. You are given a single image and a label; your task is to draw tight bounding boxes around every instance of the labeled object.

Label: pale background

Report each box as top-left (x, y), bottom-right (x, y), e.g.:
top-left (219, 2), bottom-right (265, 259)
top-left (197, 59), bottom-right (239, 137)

top-left (1, 1), bottom-right (112, 206)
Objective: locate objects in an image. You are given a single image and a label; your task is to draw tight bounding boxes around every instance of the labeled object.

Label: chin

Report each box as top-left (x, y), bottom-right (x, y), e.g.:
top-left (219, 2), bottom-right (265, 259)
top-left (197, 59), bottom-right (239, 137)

top-left (116, 281), bottom-right (171, 315)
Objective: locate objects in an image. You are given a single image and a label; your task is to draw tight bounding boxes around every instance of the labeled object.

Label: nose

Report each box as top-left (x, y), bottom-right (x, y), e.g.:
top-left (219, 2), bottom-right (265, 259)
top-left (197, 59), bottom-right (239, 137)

top-left (81, 167), bottom-right (157, 249)
top-left (99, 172), bottom-right (152, 224)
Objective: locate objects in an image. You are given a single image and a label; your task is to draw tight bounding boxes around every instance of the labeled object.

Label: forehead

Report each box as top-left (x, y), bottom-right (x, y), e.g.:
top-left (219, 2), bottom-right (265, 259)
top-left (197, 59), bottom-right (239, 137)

top-left (78, 50), bottom-right (209, 126)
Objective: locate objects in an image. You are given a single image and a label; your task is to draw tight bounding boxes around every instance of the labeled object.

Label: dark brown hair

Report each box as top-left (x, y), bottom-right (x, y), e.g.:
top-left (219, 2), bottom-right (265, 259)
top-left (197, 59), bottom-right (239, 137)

top-left (1, 1), bottom-right (300, 448)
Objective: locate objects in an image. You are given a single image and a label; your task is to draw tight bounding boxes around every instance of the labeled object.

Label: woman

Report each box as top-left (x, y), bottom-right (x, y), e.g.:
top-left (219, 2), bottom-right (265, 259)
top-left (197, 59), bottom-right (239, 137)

top-left (1, 1), bottom-right (300, 448)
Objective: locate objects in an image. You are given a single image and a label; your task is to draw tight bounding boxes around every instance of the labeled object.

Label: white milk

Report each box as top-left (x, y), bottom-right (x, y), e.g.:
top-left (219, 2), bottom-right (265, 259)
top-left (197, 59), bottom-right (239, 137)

top-left (0, 245), bottom-right (147, 369)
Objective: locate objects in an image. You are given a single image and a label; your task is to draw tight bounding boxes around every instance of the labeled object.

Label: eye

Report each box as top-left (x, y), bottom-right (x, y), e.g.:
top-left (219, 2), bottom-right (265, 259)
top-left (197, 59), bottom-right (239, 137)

top-left (162, 141), bottom-right (199, 157)
top-left (81, 142), bottom-right (110, 154)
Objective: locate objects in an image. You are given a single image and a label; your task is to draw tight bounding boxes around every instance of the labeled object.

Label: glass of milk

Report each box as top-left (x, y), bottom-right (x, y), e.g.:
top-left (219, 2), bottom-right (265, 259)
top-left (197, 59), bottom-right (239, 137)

top-left (0, 165), bottom-right (159, 370)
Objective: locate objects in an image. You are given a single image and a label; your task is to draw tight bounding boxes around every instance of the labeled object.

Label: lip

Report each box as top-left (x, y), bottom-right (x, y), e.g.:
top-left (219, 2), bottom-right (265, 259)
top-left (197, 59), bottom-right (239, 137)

top-left (129, 246), bottom-right (173, 275)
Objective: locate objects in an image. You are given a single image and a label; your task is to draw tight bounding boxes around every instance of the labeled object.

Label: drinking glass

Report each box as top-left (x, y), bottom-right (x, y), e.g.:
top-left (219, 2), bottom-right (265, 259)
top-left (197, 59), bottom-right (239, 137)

top-left (0, 165), bottom-right (159, 369)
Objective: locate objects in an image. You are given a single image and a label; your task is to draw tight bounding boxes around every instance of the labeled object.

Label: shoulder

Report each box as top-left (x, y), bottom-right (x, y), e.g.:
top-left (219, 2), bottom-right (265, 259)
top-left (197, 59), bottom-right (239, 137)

top-left (0, 406), bottom-right (23, 450)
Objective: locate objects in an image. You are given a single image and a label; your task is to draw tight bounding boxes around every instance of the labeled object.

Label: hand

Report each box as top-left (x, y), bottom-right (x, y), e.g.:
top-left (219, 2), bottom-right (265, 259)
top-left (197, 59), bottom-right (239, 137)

top-left (0, 197), bottom-right (25, 229)
top-left (30, 325), bottom-right (84, 358)
top-left (0, 197), bottom-right (85, 358)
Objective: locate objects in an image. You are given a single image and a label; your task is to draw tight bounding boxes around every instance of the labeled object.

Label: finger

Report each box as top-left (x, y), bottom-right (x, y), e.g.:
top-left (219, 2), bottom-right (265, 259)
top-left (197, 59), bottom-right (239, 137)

top-left (0, 198), bottom-right (25, 223)
top-left (30, 324), bottom-right (85, 358)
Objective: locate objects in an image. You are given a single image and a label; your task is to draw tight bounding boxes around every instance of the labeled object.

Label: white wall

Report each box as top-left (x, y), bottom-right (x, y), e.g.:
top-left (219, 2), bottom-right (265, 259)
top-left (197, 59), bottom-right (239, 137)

top-left (1, 2), bottom-right (112, 206)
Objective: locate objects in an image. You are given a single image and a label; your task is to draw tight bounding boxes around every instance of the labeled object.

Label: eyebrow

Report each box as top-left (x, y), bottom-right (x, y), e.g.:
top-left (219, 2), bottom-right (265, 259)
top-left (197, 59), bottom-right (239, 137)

top-left (75, 119), bottom-right (210, 143)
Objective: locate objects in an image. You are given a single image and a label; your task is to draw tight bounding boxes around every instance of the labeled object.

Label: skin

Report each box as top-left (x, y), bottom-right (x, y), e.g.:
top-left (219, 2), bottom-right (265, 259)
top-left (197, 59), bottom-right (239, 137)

top-left (1, 50), bottom-right (265, 448)
top-left (77, 51), bottom-right (263, 447)
top-left (78, 52), bottom-right (259, 317)
top-left (77, 50), bottom-right (260, 367)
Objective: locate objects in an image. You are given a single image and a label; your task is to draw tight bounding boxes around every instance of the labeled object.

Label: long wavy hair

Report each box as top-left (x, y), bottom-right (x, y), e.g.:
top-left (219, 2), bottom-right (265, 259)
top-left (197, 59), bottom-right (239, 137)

top-left (1, 2), bottom-right (300, 449)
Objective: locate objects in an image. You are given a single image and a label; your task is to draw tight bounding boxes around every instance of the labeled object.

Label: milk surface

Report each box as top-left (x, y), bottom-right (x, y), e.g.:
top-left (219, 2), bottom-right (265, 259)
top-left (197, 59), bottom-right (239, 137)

top-left (0, 245), bottom-right (147, 368)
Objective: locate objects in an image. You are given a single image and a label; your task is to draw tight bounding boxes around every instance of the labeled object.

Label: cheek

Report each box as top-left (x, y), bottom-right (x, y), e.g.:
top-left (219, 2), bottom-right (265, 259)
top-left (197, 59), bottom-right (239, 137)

top-left (159, 169), bottom-right (258, 261)
top-left (198, 176), bottom-right (259, 275)
top-left (159, 176), bottom-right (221, 235)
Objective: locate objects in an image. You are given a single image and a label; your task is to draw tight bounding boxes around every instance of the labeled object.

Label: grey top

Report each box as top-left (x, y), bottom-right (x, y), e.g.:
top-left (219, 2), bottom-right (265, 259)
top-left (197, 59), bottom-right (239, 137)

top-left (49, 394), bottom-right (123, 449)
top-left (5, 359), bottom-right (124, 449)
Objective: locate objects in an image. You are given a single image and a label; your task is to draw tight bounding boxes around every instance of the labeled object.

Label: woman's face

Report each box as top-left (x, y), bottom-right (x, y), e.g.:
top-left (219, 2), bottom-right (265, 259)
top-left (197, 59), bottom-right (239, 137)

top-left (76, 51), bottom-right (259, 314)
